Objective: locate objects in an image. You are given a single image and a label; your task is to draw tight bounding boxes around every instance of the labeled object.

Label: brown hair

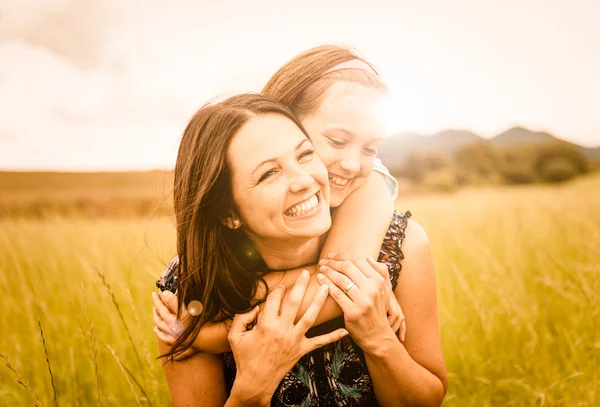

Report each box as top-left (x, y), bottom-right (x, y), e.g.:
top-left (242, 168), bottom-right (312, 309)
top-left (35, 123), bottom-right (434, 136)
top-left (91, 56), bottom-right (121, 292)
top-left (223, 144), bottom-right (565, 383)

top-left (168, 93), bottom-right (309, 359)
top-left (262, 44), bottom-right (387, 118)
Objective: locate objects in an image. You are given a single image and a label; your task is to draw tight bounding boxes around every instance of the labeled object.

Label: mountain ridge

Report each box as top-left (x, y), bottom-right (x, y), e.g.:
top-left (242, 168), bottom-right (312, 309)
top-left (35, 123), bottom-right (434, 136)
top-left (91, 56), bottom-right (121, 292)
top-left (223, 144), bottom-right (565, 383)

top-left (378, 126), bottom-right (600, 166)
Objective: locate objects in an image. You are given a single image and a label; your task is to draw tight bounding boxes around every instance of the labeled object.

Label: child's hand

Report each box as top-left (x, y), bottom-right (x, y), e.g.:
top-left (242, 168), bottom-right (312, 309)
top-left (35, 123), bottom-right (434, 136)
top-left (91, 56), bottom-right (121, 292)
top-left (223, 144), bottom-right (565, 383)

top-left (152, 290), bottom-right (187, 345)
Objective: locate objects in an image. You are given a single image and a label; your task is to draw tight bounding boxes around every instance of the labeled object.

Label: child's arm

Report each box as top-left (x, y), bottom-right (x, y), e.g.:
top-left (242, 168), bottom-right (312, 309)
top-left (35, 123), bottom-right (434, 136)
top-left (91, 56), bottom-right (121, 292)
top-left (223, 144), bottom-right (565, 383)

top-left (284, 169), bottom-right (395, 326)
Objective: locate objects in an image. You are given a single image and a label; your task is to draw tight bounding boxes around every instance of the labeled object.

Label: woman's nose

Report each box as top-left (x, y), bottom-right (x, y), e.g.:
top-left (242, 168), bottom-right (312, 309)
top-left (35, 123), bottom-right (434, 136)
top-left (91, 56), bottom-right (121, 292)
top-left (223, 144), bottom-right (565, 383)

top-left (289, 173), bottom-right (314, 193)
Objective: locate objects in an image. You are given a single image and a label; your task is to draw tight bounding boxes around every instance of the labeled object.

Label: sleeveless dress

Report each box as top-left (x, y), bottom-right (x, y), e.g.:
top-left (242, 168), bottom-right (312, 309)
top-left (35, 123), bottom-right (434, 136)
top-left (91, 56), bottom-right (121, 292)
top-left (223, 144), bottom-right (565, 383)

top-left (157, 211), bottom-right (411, 406)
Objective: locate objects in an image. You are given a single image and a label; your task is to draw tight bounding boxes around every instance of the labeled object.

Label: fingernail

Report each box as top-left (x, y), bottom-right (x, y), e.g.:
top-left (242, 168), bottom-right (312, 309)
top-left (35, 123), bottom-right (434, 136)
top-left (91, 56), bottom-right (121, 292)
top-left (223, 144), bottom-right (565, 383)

top-left (302, 269), bottom-right (309, 278)
top-left (317, 273), bottom-right (325, 281)
top-left (320, 284), bottom-right (329, 293)
top-left (367, 256), bottom-right (375, 263)
top-left (161, 290), bottom-right (172, 298)
top-left (319, 265), bottom-right (327, 272)
top-left (341, 329), bottom-right (348, 336)
top-left (318, 259), bottom-right (328, 266)
top-left (327, 252), bottom-right (337, 258)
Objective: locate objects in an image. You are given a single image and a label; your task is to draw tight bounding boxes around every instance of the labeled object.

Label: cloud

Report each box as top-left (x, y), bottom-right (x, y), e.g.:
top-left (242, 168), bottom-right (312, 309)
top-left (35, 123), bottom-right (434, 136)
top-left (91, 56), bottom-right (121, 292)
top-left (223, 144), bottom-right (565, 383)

top-left (0, 0), bottom-right (121, 70)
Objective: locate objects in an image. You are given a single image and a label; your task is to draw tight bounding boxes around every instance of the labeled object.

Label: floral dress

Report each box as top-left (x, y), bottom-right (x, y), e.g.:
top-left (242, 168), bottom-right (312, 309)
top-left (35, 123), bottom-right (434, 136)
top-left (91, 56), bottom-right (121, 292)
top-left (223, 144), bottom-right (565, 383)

top-left (157, 211), bottom-right (411, 406)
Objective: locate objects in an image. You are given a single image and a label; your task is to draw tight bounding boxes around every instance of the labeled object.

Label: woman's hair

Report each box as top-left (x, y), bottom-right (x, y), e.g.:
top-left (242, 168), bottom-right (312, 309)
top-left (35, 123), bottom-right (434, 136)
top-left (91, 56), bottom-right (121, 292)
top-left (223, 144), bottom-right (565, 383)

top-left (262, 44), bottom-right (387, 118)
top-left (168, 93), bottom-right (309, 359)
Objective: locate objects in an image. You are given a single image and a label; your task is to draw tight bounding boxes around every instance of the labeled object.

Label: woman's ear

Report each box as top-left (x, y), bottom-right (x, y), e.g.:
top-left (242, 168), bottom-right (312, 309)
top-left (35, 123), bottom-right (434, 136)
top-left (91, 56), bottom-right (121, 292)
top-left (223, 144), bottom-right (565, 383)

top-left (221, 215), bottom-right (242, 230)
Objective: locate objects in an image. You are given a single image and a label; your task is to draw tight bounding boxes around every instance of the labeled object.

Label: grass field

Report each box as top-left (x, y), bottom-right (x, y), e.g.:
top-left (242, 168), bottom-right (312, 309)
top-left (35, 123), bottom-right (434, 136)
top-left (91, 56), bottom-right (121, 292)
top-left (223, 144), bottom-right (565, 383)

top-left (1, 172), bottom-right (599, 406)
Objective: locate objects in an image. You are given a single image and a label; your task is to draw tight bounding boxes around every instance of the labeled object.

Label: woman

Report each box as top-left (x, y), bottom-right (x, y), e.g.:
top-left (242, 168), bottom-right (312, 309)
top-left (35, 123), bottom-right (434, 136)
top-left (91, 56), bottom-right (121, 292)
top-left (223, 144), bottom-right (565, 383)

top-left (155, 45), bottom-right (405, 355)
top-left (156, 46), bottom-right (446, 404)
top-left (155, 92), bottom-right (446, 406)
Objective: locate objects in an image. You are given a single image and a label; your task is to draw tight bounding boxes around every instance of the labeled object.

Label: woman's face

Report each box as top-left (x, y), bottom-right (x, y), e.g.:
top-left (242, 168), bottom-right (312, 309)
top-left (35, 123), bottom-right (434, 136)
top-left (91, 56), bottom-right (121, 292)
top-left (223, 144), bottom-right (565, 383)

top-left (227, 113), bottom-right (332, 242)
top-left (300, 82), bottom-right (388, 207)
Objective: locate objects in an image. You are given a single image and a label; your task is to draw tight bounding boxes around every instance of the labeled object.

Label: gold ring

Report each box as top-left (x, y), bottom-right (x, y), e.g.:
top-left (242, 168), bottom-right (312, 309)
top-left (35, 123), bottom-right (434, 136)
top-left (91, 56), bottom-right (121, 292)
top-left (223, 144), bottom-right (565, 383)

top-left (344, 282), bottom-right (355, 294)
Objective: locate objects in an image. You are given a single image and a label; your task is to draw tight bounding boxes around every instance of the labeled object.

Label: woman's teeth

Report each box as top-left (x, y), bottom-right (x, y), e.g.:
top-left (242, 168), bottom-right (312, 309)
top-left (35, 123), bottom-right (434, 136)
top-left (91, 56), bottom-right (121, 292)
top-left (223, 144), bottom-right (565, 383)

top-left (329, 176), bottom-right (349, 186)
top-left (285, 194), bottom-right (319, 217)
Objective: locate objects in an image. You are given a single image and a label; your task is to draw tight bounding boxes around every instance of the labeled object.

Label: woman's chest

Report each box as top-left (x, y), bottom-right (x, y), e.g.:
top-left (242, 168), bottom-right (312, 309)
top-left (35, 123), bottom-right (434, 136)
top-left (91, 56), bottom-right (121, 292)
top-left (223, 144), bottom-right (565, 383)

top-left (224, 334), bottom-right (379, 406)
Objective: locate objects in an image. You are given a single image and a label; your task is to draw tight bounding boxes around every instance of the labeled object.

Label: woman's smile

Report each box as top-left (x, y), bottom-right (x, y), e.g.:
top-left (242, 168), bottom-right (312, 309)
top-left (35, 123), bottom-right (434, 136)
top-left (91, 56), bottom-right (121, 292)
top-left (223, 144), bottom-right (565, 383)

top-left (284, 191), bottom-right (322, 218)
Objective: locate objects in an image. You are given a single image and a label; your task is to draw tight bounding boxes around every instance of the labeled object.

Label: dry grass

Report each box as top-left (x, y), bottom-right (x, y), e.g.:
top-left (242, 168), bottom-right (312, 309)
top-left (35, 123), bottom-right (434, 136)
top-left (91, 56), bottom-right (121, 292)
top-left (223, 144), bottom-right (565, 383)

top-left (0, 172), bottom-right (598, 406)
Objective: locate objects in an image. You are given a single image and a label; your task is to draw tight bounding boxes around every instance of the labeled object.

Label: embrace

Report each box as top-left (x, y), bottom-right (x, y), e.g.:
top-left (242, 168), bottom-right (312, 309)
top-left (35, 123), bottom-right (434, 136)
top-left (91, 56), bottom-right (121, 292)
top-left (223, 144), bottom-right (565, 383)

top-left (151, 45), bottom-right (447, 406)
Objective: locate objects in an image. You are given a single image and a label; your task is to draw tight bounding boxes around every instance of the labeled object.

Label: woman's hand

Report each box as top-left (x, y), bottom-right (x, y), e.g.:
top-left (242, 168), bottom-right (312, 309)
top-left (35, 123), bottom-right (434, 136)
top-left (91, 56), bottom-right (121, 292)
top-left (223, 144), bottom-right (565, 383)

top-left (227, 270), bottom-right (349, 405)
top-left (316, 254), bottom-right (402, 353)
top-left (323, 253), bottom-right (406, 341)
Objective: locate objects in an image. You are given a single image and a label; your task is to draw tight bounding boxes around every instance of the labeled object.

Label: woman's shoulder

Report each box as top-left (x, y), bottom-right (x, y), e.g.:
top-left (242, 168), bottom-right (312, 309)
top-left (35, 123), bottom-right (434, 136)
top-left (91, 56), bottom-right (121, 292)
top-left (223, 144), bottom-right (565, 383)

top-left (380, 210), bottom-right (433, 288)
top-left (402, 215), bottom-right (431, 253)
top-left (156, 256), bottom-right (180, 293)
top-left (387, 210), bottom-right (430, 250)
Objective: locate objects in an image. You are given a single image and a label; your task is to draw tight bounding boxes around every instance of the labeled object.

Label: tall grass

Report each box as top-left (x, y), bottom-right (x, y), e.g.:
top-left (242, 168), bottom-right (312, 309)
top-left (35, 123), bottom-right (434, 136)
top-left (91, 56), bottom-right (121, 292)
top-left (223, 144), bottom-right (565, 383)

top-left (0, 174), bottom-right (598, 406)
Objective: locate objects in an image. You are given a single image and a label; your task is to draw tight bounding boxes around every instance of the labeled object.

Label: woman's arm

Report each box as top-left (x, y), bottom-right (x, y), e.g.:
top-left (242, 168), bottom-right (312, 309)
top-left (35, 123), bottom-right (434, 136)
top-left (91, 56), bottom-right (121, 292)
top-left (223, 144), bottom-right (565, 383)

top-left (318, 222), bottom-right (448, 406)
top-left (158, 339), bottom-right (228, 407)
top-left (154, 171), bottom-right (397, 352)
top-left (362, 220), bottom-right (447, 406)
top-left (158, 272), bottom-right (348, 407)
top-left (158, 337), bottom-right (272, 407)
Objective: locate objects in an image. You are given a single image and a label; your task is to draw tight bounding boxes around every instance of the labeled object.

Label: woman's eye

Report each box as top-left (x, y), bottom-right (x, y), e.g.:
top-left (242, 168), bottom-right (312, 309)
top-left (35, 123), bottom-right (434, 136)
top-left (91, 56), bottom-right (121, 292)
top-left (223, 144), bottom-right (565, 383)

top-left (258, 169), bottom-right (277, 183)
top-left (328, 138), bottom-right (346, 148)
top-left (298, 149), bottom-right (314, 161)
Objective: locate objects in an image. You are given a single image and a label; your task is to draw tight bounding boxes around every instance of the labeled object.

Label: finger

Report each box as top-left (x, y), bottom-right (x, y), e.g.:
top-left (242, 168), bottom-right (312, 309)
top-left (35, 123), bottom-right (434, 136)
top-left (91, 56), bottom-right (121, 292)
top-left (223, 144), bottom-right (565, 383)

top-left (153, 291), bottom-right (176, 323)
top-left (388, 312), bottom-right (400, 333)
top-left (280, 270), bottom-right (310, 323)
top-left (388, 296), bottom-right (405, 333)
top-left (316, 273), bottom-right (356, 309)
top-left (326, 252), bottom-right (359, 261)
top-left (318, 266), bottom-right (365, 304)
top-left (305, 328), bottom-right (349, 351)
top-left (387, 301), bottom-right (400, 331)
top-left (160, 290), bottom-right (179, 313)
top-left (229, 306), bottom-right (260, 337)
top-left (294, 284), bottom-right (328, 334)
top-left (319, 259), bottom-right (367, 288)
top-left (329, 254), bottom-right (385, 282)
top-left (263, 285), bottom-right (286, 321)
top-left (152, 306), bottom-right (173, 334)
top-left (366, 257), bottom-right (392, 289)
top-left (400, 320), bottom-right (407, 342)
top-left (154, 326), bottom-right (176, 345)
top-left (154, 306), bottom-right (183, 336)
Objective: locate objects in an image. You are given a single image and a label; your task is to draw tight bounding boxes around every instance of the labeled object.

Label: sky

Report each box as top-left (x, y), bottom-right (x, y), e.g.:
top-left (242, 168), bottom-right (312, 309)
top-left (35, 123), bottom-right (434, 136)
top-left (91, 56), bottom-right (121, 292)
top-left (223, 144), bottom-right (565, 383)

top-left (0, 0), bottom-right (599, 171)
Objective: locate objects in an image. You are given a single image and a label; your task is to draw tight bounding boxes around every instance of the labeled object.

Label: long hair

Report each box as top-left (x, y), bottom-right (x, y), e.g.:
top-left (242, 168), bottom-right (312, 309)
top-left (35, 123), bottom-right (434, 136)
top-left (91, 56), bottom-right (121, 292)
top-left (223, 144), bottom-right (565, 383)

top-left (168, 93), bottom-right (309, 359)
top-left (262, 44), bottom-right (387, 118)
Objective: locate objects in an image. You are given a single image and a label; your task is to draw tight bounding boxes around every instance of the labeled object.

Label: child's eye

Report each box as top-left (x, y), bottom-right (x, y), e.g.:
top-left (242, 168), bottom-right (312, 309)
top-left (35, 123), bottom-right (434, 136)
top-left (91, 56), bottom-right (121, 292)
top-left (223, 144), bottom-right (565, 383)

top-left (363, 148), bottom-right (377, 156)
top-left (327, 137), bottom-right (346, 148)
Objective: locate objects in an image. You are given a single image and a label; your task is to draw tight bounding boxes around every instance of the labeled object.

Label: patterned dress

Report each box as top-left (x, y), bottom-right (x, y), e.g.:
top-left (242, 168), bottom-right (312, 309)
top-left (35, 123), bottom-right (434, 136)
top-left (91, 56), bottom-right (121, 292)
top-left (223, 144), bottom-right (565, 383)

top-left (157, 211), bottom-right (411, 406)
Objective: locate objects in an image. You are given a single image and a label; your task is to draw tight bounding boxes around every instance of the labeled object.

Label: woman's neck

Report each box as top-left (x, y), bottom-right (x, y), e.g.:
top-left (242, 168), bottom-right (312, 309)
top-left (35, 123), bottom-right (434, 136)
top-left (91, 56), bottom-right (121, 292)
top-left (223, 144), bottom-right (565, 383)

top-left (249, 235), bottom-right (326, 271)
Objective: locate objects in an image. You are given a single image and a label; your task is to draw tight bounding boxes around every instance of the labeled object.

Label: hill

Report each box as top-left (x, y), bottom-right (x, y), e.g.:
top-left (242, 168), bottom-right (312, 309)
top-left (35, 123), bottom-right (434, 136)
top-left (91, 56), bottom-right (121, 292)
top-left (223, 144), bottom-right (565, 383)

top-left (378, 126), bottom-right (600, 168)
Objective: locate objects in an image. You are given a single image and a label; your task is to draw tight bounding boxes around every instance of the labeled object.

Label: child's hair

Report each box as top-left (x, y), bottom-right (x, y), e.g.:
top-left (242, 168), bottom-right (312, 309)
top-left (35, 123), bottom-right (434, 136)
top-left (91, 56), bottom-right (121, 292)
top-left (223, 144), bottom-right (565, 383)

top-left (262, 44), bottom-right (387, 118)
